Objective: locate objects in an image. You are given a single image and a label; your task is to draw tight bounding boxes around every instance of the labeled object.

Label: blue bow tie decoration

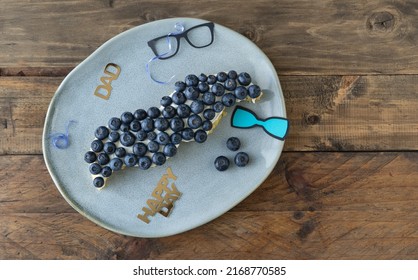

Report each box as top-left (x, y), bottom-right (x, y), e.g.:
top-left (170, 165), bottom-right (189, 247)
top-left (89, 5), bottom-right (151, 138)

top-left (231, 106), bottom-right (289, 140)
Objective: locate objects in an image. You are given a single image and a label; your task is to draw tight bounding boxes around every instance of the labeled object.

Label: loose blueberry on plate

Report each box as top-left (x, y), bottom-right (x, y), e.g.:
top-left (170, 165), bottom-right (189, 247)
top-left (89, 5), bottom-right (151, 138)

top-left (228, 70), bottom-right (238, 79)
top-left (133, 142), bottom-right (147, 156)
top-left (224, 79), bottom-right (237, 91)
top-left (216, 71), bottom-right (228, 82)
top-left (155, 117), bottom-right (169, 131)
top-left (115, 147), bottom-right (126, 158)
top-left (190, 100), bottom-right (204, 114)
top-left (227, 137), bottom-right (241, 151)
top-left (93, 177), bottom-right (105, 188)
top-left (124, 154), bottom-right (138, 167)
top-left (134, 109), bottom-right (147, 120)
top-left (89, 163), bottom-right (102, 175)
top-left (177, 104), bottom-right (191, 118)
top-left (147, 141), bottom-right (159, 153)
top-left (152, 152), bottom-right (166, 166)
top-left (171, 133), bottom-right (182, 145)
top-left (198, 73), bottom-right (208, 82)
top-left (162, 106), bottom-right (176, 119)
top-left (103, 142), bottom-right (116, 154)
top-left (248, 84), bottom-right (261, 98)
top-left (172, 91), bottom-right (186, 104)
top-left (147, 107), bottom-right (161, 119)
top-left (84, 151), bottom-right (97, 163)
top-left (95, 126), bottom-right (109, 140)
top-left (207, 75), bottom-right (216, 84)
top-left (97, 152), bottom-right (110, 165)
top-left (202, 92), bottom-right (216, 105)
top-left (138, 156), bottom-right (152, 170)
top-left (101, 166), bottom-right (112, 178)
top-left (160, 96), bottom-right (172, 107)
top-left (108, 117), bottom-right (121, 130)
top-left (212, 101), bottom-right (224, 113)
top-left (184, 86), bottom-right (199, 100)
top-left (170, 117), bottom-right (184, 132)
top-left (235, 152), bottom-right (249, 167)
top-left (141, 118), bottom-right (154, 132)
top-left (234, 86), bottom-right (248, 100)
top-left (136, 130), bottom-right (147, 141)
top-left (174, 81), bottom-right (186, 92)
top-left (120, 132), bottom-right (136, 146)
top-left (188, 114), bottom-right (203, 129)
top-left (203, 109), bottom-right (216, 120)
top-left (147, 131), bottom-right (157, 141)
top-left (121, 112), bottom-right (134, 124)
top-left (211, 83), bottom-right (225, 96)
top-left (181, 128), bottom-right (194, 140)
top-left (119, 123), bottom-right (130, 132)
top-left (198, 82), bottom-right (209, 93)
top-left (109, 158), bottom-right (123, 171)
top-left (238, 72), bottom-right (251, 86)
top-left (185, 74), bottom-right (199, 87)
top-left (156, 131), bottom-right (170, 145)
top-left (222, 93), bottom-right (236, 107)
top-left (202, 120), bottom-right (213, 131)
top-left (163, 143), bottom-right (177, 157)
top-left (108, 131), bottom-right (120, 142)
top-left (194, 130), bottom-right (207, 143)
top-left (214, 156), bottom-right (229, 171)
top-left (130, 120), bottom-right (141, 132)
top-left (91, 139), bottom-right (104, 152)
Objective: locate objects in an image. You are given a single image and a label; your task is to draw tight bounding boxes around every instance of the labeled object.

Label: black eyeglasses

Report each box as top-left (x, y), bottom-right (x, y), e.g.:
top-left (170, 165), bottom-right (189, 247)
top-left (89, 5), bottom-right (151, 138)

top-left (147, 22), bottom-right (214, 60)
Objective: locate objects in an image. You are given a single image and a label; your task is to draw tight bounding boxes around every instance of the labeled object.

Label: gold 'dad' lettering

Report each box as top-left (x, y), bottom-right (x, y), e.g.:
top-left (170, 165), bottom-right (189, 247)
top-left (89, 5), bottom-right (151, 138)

top-left (94, 63), bottom-right (121, 100)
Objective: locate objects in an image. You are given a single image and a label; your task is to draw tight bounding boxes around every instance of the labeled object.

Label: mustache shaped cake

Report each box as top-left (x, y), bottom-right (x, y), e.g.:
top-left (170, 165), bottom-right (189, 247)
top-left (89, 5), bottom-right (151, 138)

top-left (84, 71), bottom-right (263, 188)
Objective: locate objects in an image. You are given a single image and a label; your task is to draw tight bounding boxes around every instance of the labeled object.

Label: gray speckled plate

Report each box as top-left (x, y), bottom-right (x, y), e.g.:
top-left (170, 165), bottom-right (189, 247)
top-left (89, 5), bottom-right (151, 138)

top-left (42, 18), bottom-right (286, 237)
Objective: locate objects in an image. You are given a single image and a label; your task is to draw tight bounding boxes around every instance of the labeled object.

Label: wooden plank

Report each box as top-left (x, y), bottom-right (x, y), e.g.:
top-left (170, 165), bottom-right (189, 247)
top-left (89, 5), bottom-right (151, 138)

top-left (2, 0), bottom-right (418, 75)
top-left (2, 152), bottom-right (418, 259)
top-left (2, 75), bottom-right (418, 154)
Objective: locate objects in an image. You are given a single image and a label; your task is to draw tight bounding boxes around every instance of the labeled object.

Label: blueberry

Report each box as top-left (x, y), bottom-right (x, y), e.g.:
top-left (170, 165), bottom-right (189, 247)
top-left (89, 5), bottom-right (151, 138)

top-left (181, 128), bottom-right (194, 140)
top-left (152, 152), bottom-right (166, 166)
top-left (120, 132), bottom-right (136, 146)
top-left (115, 147), bottom-right (126, 158)
top-left (136, 130), bottom-right (147, 141)
top-left (93, 177), bottom-right (105, 188)
top-left (216, 71), bottom-right (228, 82)
top-left (207, 75), bottom-right (216, 84)
top-left (120, 123), bottom-right (130, 132)
top-left (211, 83), bottom-right (225, 96)
top-left (212, 101), bottom-right (224, 113)
top-left (97, 152), bottom-right (110, 165)
top-left (91, 139), bottom-right (104, 152)
top-left (224, 78), bottom-right (237, 91)
top-left (222, 93), bottom-right (236, 107)
top-left (109, 158), bottom-right (123, 171)
top-left (177, 104), bottom-right (191, 118)
top-left (156, 132), bottom-right (170, 145)
top-left (103, 142), bottom-right (116, 154)
top-left (101, 166), bottom-right (112, 178)
top-left (141, 118), bottom-right (154, 132)
top-left (154, 117), bottom-right (169, 131)
top-left (147, 141), bottom-right (159, 153)
top-left (160, 96), bottom-right (172, 107)
top-left (95, 126), bottom-right (109, 140)
top-left (108, 131), bottom-right (120, 142)
top-left (185, 74), bottom-right (199, 87)
top-left (248, 85), bottom-right (261, 98)
top-left (147, 107), bottom-right (161, 119)
top-left (184, 87), bottom-right (199, 100)
top-left (147, 131), bottom-right (157, 141)
top-left (234, 86), bottom-right (248, 100)
top-left (198, 82), bottom-right (209, 93)
top-left (194, 130), bottom-right (207, 143)
top-left (235, 152), bottom-right (249, 167)
top-left (174, 81), bottom-right (187, 92)
top-left (238, 72), bottom-right (251, 86)
top-left (202, 92), bottom-right (216, 105)
top-left (190, 100), bottom-right (204, 114)
top-left (138, 156), bottom-right (152, 170)
top-left (214, 156), bottom-right (229, 171)
top-left (133, 142), bottom-right (147, 156)
top-left (163, 144), bottom-right (177, 157)
top-left (170, 117), bottom-right (184, 132)
top-left (172, 91), bottom-right (186, 104)
top-left (108, 117), bottom-right (121, 130)
top-left (203, 109), bottom-right (216, 120)
top-left (202, 120), bottom-right (213, 131)
top-left (188, 114), bottom-right (203, 129)
top-left (134, 109), bottom-right (147, 120)
top-left (228, 70), bottom-right (238, 79)
top-left (124, 154), bottom-right (138, 167)
top-left (84, 151), bottom-right (97, 163)
top-left (89, 163), bottom-right (102, 175)
top-left (198, 73), bottom-right (208, 82)
top-left (227, 137), bottom-right (241, 151)
top-left (121, 112), bottom-right (134, 124)
top-left (130, 120), bottom-right (141, 132)
top-left (162, 106), bottom-right (176, 119)
top-left (171, 133), bottom-right (182, 144)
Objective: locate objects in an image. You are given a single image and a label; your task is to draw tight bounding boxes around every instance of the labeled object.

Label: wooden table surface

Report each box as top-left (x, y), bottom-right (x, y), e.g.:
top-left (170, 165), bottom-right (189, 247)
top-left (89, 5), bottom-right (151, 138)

top-left (2, 0), bottom-right (418, 260)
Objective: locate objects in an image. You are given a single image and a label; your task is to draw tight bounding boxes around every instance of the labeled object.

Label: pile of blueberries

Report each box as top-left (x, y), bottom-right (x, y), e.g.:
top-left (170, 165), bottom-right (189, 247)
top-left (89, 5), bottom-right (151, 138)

top-left (214, 137), bottom-right (249, 171)
top-left (84, 70), bottom-right (261, 188)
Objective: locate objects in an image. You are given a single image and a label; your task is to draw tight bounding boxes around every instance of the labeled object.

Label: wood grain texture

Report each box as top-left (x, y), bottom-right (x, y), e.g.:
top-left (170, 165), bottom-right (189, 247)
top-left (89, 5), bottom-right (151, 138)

top-left (2, 152), bottom-right (418, 259)
top-left (2, 0), bottom-right (418, 75)
top-left (2, 75), bottom-right (418, 154)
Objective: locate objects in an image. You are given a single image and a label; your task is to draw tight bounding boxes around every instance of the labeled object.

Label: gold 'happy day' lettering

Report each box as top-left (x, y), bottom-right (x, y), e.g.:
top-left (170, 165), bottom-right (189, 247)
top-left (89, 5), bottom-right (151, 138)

top-left (137, 167), bottom-right (181, 224)
top-left (94, 63), bottom-right (121, 100)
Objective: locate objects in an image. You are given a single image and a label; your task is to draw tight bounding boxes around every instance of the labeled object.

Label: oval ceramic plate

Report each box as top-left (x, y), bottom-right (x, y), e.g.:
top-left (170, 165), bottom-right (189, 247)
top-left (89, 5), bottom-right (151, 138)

top-left (43, 18), bottom-right (286, 237)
